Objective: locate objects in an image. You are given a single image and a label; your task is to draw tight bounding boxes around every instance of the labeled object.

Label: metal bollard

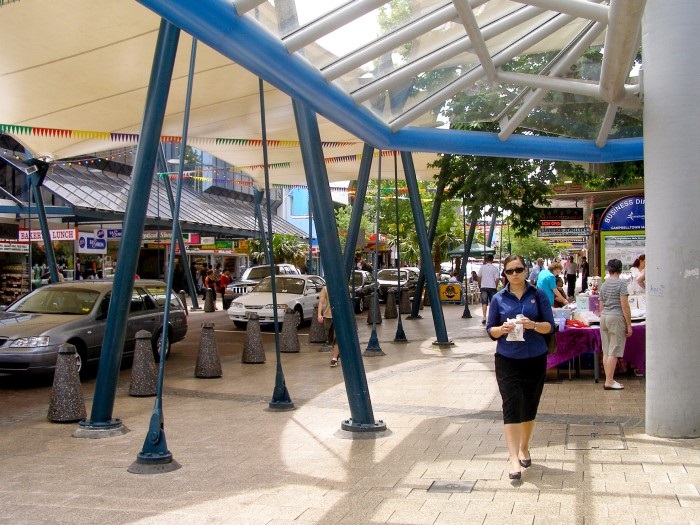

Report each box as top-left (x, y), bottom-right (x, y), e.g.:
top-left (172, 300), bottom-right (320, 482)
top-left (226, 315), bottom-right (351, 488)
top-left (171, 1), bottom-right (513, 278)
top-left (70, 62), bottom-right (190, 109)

top-left (195, 322), bottom-right (222, 378)
top-left (366, 296), bottom-right (382, 324)
top-left (280, 308), bottom-right (300, 353)
top-left (48, 343), bottom-right (87, 423)
top-left (384, 289), bottom-right (398, 319)
top-left (399, 288), bottom-right (411, 314)
top-left (242, 312), bottom-right (266, 363)
top-left (129, 330), bottom-right (157, 396)
top-left (204, 287), bottom-right (216, 312)
top-left (309, 305), bottom-right (326, 344)
top-left (177, 290), bottom-right (188, 315)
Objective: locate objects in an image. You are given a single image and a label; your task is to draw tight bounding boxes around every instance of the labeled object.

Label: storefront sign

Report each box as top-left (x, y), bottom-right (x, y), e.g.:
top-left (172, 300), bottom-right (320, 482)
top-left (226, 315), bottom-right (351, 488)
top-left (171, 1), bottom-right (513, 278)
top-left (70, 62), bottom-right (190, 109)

top-left (0, 242), bottom-right (28, 253)
top-left (600, 196), bottom-right (645, 231)
top-left (19, 228), bottom-right (77, 242)
top-left (76, 232), bottom-right (107, 254)
top-left (537, 228), bottom-right (589, 237)
top-left (142, 230), bottom-right (172, 241)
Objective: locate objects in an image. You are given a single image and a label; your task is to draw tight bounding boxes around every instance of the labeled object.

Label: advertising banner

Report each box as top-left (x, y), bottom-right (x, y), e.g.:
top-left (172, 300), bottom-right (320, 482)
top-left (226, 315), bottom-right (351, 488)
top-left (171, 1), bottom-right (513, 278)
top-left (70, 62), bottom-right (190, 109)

top-left (75, 232), bottom-right (107, 254)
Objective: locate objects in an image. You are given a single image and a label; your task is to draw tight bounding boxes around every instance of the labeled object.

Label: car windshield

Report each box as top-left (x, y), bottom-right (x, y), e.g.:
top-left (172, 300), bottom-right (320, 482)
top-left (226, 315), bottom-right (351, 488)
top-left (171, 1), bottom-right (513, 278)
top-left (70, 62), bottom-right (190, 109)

top-left (377, 269), bottom-right (406, 281)
top-left (246, 267), bottom-right (272, 280)
top-left (254, 277), bottom-right (305, 295)
top-left (350, 272), bottom-right (371, 286)
top-left (10, 287), bottom-right (100, 315)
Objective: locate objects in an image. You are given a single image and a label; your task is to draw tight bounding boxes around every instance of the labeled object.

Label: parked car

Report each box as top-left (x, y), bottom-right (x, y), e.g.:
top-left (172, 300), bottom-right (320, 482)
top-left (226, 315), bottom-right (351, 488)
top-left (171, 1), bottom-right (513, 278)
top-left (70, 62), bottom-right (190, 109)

top-left (224, 263), bottom-right (300, 304)
top-left (228, 274), bottom-right (325, 329)
top-left (349, 270), bottom-right (375, 313)
top-left (376, 267), bottom-right (419, 302)
top-left (0, 280), bottom-right (188, 377)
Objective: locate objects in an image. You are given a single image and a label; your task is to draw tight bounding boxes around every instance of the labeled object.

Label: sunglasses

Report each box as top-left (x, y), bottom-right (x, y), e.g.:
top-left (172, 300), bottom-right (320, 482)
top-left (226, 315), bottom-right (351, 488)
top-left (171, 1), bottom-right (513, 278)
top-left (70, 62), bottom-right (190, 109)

top-left (504, 267), bottom-right (526, 276)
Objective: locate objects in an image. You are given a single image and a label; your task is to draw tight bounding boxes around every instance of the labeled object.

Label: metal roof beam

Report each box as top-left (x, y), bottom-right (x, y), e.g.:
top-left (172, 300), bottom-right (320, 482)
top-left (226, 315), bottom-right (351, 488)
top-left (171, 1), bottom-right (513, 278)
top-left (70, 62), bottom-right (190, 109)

top-left (232, 0), bottom-right (267, 15)
top-left (498, 20), bottom-right (605, 140)
top-left (496, 71), bottom-right (640, 107)
top-left (352, 4), bottom-right (545, 103)
top-left (599, 0), bottom-right (645, 103)
top-left (595, 104), bottom-right (619, 148)
top-left (512, 0), bottom-right (608, 23)
top-left (322, 2), bottom-right (463, 81)
top-left (452, 0), bottom-right (497, 83)
top-left (283, 0), bottom-right (387, 52)
top-left (390, 12), bottom-right (575, 130)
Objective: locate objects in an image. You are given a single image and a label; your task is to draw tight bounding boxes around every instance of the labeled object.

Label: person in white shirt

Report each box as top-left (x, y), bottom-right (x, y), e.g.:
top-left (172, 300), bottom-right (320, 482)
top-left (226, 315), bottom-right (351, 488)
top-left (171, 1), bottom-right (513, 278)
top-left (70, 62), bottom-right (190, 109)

top-left (477, 254), bottom-right (501, 324)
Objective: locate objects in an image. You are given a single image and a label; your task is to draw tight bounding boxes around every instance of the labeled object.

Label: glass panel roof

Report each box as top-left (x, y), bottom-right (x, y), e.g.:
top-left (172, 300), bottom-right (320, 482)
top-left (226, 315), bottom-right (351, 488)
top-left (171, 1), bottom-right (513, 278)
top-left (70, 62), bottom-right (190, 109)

top-left (232, 0), bottom-right (642, 145)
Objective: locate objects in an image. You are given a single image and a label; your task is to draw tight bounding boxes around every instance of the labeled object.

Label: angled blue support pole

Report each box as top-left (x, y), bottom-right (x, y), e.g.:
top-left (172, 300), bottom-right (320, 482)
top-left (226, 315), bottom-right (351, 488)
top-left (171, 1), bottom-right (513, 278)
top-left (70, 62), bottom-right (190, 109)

top-left (392, 151), bottom-right (407, 343)
top-left (18, 159), bottom-right (59, 285)
top-left (487, 209), bottom-right (498, 247)
top-left (308, 198), bottom-right (313, 274)
top-left (157, 148), bottom-right (200, 309)
top-left (160, 174), bottom-right (200, 309)
top-left (253, 188), bottom-right (271, 265)
top-left (293, 98), bottom-right (385, 432)
top-left (364, 152), bottom-right (384, 356)
top-left (401, 152), bottom-right (452, 346)
top-left (76, 19), bottom-right (180, 436)
top-left (260, 78), bottom-right (293, 410)
top-left (129, 36), bottom-right (197, 474)
top-left (343, 143), bottom-right (373, 278)
top-left (408, 177), bottom-right (446, 319)
top-left (461, 211), bottom-right (478, 319)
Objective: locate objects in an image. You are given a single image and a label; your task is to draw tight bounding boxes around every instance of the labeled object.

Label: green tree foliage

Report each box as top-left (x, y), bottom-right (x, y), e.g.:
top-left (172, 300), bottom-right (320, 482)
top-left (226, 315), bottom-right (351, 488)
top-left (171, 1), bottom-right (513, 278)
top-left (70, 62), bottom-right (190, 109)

top-left (248, 234), bottom-right (308, 268)
top-left (375, 1), bottom-right (643, 234)
top-left (506, 229), bottom-right (558, 261)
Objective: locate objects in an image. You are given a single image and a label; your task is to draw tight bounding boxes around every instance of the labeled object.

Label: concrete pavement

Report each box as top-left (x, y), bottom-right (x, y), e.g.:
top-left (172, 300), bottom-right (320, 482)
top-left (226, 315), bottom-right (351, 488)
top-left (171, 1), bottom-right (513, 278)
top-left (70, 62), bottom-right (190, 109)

top-left (0, 300), bottom-right (698, 524)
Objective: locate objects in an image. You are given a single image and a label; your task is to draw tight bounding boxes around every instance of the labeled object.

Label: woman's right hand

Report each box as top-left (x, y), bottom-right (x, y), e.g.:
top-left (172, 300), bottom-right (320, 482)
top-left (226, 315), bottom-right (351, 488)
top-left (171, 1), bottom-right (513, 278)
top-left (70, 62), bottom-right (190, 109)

top-left (500, 320), bottom-right (515, 333)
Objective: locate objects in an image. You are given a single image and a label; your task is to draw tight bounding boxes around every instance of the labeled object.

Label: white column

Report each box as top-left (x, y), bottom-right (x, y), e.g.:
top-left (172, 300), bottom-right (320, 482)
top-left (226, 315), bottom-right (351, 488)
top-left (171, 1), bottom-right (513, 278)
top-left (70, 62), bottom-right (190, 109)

top-left (643, 1), bottom-right (700, 437)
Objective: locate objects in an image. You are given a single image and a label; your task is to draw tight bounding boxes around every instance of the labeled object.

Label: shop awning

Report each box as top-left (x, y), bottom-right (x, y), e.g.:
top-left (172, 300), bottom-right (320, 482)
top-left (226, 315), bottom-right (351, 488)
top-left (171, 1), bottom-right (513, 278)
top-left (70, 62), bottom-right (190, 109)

top-left (447, 242), bottom-right (495, 258)
top-left (41, 163), bottom-right (307, 239)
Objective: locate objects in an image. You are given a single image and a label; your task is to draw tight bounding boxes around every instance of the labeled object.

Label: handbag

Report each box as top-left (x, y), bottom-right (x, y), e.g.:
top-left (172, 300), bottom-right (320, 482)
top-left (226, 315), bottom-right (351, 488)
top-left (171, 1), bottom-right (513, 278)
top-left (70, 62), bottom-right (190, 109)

top-left (535, 291), bottom-right (559, 354)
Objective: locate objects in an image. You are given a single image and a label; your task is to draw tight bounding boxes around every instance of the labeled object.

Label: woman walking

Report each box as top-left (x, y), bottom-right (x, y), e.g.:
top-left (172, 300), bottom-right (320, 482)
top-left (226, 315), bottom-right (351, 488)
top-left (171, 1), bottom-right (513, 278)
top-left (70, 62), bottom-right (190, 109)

top-left (599, 259), bottom-right (633, 390)
top-left (486, 254), bottom-right (554, 480)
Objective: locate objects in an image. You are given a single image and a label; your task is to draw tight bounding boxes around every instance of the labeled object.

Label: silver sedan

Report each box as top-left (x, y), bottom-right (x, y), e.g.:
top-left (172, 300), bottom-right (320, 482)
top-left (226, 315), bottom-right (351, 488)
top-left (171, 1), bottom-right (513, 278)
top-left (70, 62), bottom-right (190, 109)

top-left (228, 275), bottom-right (326, 329)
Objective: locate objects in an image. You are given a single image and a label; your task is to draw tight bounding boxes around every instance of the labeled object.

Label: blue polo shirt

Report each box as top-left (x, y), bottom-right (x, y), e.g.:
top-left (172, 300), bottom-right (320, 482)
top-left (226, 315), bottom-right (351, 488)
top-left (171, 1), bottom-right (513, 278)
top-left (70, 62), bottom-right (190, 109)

top-left (536, 268), bottom-right (557, 306)
top-left (486, 282), bottom-right (554, 359)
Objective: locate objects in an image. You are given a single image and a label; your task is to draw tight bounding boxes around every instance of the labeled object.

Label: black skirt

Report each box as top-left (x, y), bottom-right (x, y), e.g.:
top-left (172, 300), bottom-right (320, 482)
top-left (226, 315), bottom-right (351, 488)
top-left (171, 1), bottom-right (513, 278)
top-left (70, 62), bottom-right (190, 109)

top-left (495, 352), bottom-right (547, 424)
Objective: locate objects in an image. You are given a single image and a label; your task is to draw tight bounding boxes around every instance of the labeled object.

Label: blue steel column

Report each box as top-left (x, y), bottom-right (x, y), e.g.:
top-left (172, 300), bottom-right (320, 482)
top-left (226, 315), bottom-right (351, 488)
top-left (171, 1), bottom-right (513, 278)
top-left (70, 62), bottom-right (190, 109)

top-left (253, 189), bottom-right (271, 265)
top-left (293, 99), bottom-right (385, 432)
top-left (408, 178), bottom-right (445, 319)
top-left (160, 174), bottom-right (200, 309)
top-left (343, 144), bottom-right (373, 278)
top-left (401, 152), bottom-right (451, 346)
top-left (26, 160), bottom-right (59, 284)
top-left (78, 19), bottom-right (180, 433)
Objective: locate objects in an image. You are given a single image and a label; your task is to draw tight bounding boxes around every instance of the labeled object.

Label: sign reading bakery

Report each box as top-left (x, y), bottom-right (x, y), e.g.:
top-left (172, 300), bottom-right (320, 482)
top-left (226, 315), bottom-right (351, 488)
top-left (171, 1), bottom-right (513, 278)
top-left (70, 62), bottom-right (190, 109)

top-left (600, 196), bottom-right (645, 231)
top-left (19, 228), bottom-right (78, 242)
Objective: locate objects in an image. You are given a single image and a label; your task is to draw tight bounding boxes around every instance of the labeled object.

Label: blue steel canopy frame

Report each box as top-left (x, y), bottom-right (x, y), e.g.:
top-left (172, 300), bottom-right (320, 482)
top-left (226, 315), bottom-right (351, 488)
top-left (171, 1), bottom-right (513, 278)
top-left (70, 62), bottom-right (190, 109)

top-left (77, 19), bottom-right (181, 435)
top-left (293, 98), bottom-right (385, 432)
top-left (136, 0), bottom-right (643, 164)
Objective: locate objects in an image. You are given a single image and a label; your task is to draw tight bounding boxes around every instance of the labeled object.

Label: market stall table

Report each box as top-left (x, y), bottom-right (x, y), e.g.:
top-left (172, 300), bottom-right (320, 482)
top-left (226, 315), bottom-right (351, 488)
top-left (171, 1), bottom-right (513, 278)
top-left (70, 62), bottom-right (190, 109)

top-left (546, 323), bottom-right (646, 382)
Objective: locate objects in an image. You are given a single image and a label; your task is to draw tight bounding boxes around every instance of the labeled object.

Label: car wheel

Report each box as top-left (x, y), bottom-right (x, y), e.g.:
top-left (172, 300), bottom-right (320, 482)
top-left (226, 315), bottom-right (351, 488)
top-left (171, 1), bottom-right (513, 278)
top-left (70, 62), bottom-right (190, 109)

top-left (152, 329), bottom-right (171, 362)
top-left (293, 306), bottom-right (303, 327)
top-left (356, 296), bottom-right (365, 313)
top-left (68, 340), bottom-right (89, 380)
top-left (233, 321), bottom-right (247, 329)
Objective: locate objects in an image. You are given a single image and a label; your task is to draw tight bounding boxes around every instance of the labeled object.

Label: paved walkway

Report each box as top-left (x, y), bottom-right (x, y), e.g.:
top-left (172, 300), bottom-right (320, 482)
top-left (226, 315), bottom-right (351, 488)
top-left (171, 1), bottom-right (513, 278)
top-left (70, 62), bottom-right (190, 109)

top-left (1, 301), bottom-right (699, 524)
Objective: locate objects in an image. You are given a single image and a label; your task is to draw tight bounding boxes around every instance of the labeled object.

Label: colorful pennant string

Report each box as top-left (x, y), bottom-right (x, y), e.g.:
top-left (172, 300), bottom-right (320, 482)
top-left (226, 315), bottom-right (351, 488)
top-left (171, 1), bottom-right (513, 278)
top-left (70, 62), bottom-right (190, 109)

top-left (0, 123), bottom-right (357, 149)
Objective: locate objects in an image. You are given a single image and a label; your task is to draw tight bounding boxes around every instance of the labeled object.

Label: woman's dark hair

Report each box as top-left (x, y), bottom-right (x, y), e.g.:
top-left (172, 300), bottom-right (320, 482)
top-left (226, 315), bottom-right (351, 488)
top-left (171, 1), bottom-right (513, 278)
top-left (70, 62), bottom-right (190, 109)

top-left (502, 254), bottom-right (526, 270)
top-left (607, 259), bottom-right (623, 274)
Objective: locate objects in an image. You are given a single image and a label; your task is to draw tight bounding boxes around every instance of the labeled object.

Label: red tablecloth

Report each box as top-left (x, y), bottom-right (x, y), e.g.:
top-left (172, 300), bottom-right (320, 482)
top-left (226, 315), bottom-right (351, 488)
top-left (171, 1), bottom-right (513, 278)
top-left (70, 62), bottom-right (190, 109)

top-left (546, 323), bottom-right (645, 373)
